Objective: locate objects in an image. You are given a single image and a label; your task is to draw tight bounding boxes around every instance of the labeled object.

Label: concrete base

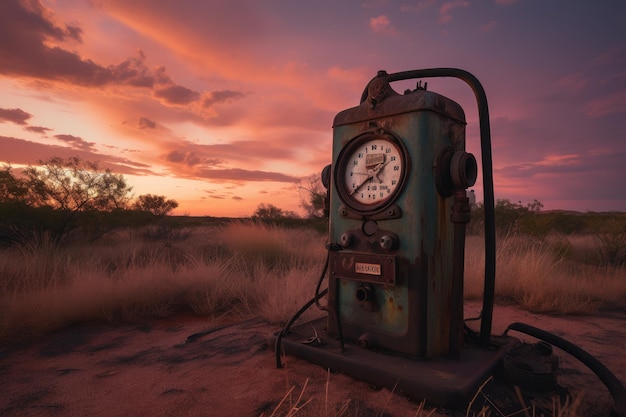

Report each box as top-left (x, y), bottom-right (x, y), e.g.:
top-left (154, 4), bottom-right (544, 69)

top-left (272, 317), bottom-right (519, 409)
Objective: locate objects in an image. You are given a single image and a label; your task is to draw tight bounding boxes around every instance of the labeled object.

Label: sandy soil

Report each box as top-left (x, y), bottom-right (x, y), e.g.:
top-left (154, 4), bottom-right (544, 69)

top-left (1, 302), bottom-right (624, 417)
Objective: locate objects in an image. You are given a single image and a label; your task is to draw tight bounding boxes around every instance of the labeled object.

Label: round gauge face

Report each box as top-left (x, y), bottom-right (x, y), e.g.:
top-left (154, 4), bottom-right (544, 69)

top-left (336, 132), bottom-right (408, 213)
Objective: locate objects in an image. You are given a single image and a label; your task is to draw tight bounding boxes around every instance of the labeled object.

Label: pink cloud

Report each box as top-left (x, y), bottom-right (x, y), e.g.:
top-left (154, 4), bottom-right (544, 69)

top-left (438, 0), bottom-right (469, 24)
top-left (585, 92), bottom-right (626, 117)
top-left (557, 72), bottom-right (588, 93)
top-left (400, 0), bottom-right (436, 13)
top-left (480, 20), bottom-right (498, 32)
top-left (369, 15), bottom-right (399, 36)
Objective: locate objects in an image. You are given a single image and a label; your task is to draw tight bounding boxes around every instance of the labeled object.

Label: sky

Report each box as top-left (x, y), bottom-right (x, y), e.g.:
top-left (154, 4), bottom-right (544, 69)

top-left (1, 0), bottom-right (625, 217)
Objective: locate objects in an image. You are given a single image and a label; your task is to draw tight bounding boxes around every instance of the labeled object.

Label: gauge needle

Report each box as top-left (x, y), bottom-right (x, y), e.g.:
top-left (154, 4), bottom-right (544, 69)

top-left (372, 160), bottom-right (389, 182)
top-left (349, 161), bottom-right (388, 196)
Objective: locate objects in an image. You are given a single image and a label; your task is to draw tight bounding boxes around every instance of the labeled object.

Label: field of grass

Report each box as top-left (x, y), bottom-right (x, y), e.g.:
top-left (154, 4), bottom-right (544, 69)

top-left (0, 221), bottom-right (624, 338)
top-left (464, 233), bottom-right (626, 314)
top-left (0, 222), bottom-right (327, 337)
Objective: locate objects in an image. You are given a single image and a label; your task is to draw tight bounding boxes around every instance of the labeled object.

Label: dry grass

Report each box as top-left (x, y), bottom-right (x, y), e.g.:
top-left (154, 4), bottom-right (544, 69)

top-left (0, 221), bottom-right (327, 337)
top-left (1, 223), bottom-right (624, 338)
top-left (266, 371), bottom-right (585, 417)
top-left (464, 234), bottom-right (626, 314)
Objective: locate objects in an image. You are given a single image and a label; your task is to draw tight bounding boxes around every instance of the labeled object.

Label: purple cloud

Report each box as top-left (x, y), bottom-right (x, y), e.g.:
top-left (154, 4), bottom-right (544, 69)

top-left (154, 85), bottom-right (200, 105)
top-left (0, 107), bottom-right (32, 125)
top-left (138, 117), bottom-right (157, 129)
top-left (53, 134), bottom-right (96, 151)
top-left (203, 90), bottom-right (246, 107)
top-left (25, 125), bottom-right (52, 134)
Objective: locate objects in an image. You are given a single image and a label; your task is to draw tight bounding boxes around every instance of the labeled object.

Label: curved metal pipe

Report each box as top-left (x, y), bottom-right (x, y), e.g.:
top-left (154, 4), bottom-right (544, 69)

top-left (361, 68), bottom-right (496, 347)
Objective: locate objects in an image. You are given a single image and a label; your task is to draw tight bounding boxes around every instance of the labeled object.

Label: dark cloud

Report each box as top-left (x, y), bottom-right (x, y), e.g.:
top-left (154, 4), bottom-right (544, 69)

top-left (109, 51), bottom-right (165, 88)
top-left (0, 107), bottom-right (32, 125)
top-left (154, 85), bottom-right (200, 105)
top-left (0, 0), bottom-right (110, 85)
top-left (203, 90), bottom-right (246, 107)
top-left (196, 167), bottom-right (298, 182)
top-left (163, 138), bottom-right (296, 165)
top-left (25, 125), bottom-right (52, 134)
top-left (53, 134), bottom-right (96, 151)
top-left (164, 150), bottom-right (222, 167)
top-left (0, 135), bottom-right (154, 176)
top-left (0, 0), bottom-right (117, 85)
top-left (138, 117), bottom-right (157, 129)
top-left (232, 196), bottom-right (243, 201)
top-left (0, 0), bottom-right (200, 104)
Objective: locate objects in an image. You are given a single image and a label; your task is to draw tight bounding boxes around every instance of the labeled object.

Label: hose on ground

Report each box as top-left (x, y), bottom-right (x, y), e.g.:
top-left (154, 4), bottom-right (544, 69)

top-left (506, 322), bottom-right (626, 417)
top-left (275, 243), bottom-right (344, 368)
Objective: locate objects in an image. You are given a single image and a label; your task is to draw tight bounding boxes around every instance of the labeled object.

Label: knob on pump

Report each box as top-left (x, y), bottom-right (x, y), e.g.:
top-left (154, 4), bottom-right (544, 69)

top-left (435, 147), bottom-right (478, 197)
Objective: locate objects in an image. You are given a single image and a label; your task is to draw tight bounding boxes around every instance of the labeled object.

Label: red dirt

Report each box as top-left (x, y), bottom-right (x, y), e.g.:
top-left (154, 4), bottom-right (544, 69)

top-left (1, 302), bottom-right (624, 416)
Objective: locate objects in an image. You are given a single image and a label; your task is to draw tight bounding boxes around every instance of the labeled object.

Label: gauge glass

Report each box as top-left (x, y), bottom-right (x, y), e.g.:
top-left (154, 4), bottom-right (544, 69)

top-left (342, 137), bottom-right (404, 207)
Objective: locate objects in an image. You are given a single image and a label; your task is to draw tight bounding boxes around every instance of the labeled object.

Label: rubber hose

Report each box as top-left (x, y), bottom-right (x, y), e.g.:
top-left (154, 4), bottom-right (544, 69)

top-left (275, 288), bottom-right (328, 368)
top-left (507, 322), bottom-right (626, 417)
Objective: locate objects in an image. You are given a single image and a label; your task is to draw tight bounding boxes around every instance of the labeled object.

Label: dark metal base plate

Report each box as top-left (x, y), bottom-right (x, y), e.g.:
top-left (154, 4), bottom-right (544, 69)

top-left (271, 317), bottom-right (519, 409)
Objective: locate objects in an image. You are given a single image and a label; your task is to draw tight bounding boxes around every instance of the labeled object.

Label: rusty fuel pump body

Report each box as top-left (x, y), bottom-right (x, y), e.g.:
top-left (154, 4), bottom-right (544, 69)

top-left (327, 70), bottom-right (476, 358)
top-left (274, 68), bottom-right (515, 409)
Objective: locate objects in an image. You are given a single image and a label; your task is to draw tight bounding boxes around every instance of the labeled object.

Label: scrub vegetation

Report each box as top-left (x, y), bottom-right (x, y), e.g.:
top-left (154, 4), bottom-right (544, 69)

top-left (0, 157), bottom-right (624, 336)
top-left (0, 211), bottom-right (624, 338)
top-left (465, 199), bottom-right (626, 313)
top-left (0, 221), bottom-right (327, 337)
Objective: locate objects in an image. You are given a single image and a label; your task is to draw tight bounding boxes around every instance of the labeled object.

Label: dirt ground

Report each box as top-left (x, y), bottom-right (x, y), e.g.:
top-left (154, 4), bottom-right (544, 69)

top-left (1, 301), bottom-right (624, 417)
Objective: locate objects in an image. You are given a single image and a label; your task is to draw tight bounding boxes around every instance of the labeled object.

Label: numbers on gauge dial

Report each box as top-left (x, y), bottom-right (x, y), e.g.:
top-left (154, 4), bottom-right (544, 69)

top-left (343, 139), bottom-right (403, 205)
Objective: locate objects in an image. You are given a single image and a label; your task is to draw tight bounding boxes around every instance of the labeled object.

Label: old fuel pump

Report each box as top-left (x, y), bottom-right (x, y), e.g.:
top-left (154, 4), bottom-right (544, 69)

top-left (327, 70), bottom-right (477, 358)
top-left (274, 68), bottom-right (506, 408)
top-left (274, 69), bottom-right (626, 415)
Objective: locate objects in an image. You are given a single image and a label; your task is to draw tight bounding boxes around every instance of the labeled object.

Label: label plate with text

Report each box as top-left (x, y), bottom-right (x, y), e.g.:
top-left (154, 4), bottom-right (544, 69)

top-left (355, 262), bottom-right (381, 276)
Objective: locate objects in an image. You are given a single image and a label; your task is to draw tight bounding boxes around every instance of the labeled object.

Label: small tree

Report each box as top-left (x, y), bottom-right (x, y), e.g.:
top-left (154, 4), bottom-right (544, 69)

top-left (22, 157), bottom-right (132, 212)
top-left (18, 157), bottom-right (133, 241)
top-left (0, 165), bottom-right (29, 203)
top-left (252, 203), bottom-right (297, 222)
top-left (468, 198), bottom-right (544, 237)
top-left (297, 174), bottom-right (326, 218)
top-left (133, 194), bottom-right (179, 216)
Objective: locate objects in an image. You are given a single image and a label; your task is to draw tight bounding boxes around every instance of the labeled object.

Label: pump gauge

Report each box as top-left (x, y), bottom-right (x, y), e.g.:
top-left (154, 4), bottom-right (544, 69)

top-left (335, 130), bottom-right (409, 214)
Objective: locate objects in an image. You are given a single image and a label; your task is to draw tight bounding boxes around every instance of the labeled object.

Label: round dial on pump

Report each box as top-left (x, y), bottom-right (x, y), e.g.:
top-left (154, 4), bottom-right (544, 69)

top-left (335, 131), bottom-right (408, 214)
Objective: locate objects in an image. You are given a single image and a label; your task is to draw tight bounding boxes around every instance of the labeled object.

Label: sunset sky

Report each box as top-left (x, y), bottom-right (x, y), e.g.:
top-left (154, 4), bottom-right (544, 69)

top-left (1, 0), bottom-right (625, 217)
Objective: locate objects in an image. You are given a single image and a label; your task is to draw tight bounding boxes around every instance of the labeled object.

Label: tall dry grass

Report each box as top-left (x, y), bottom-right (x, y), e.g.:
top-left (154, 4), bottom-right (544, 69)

top-left (1, 222), bottom-right (624, 338)
top-left (464, 234), bottom-right (626, 314)
top-left (0, 221), bottom-right (327, 338)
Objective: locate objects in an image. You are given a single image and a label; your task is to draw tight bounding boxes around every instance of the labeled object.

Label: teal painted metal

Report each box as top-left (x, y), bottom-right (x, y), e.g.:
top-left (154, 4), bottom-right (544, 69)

top-left (327, 81), bottom-right (468, 358)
